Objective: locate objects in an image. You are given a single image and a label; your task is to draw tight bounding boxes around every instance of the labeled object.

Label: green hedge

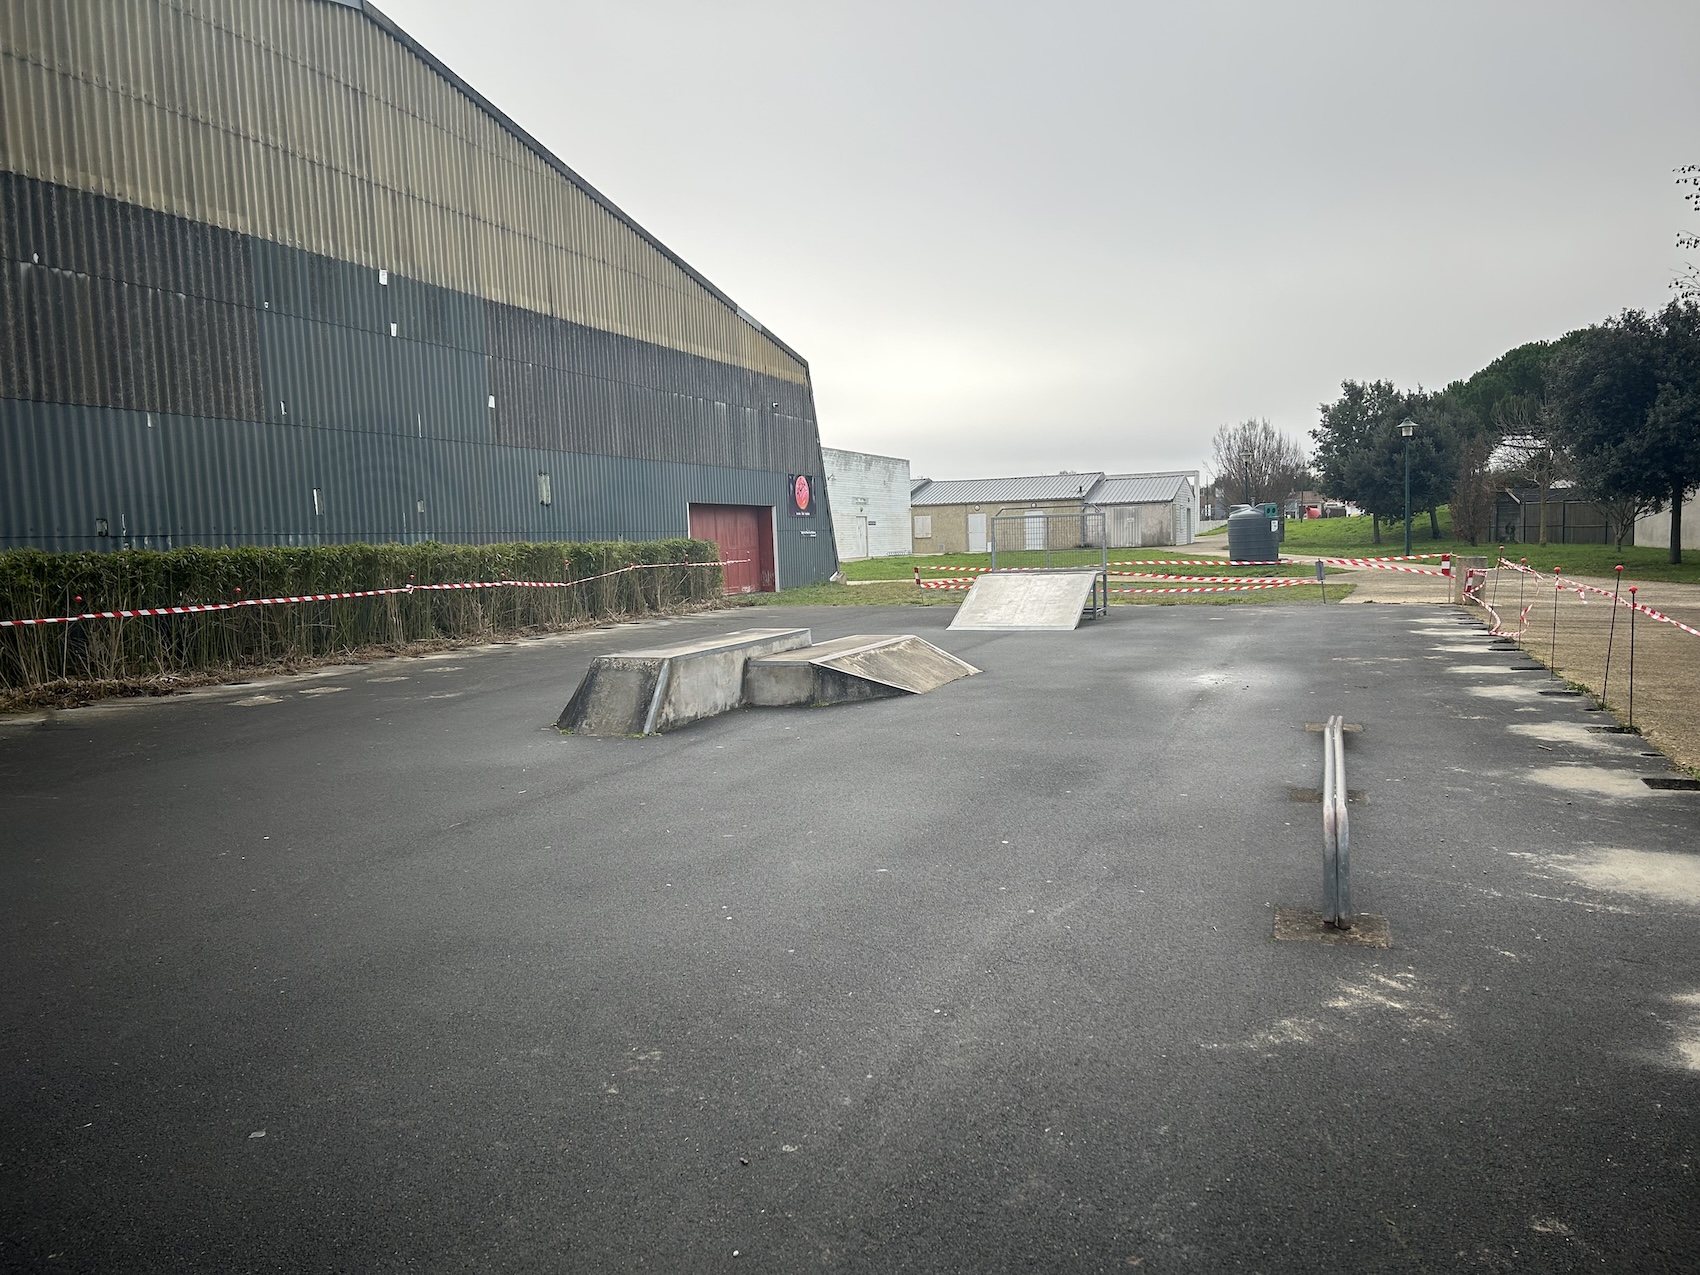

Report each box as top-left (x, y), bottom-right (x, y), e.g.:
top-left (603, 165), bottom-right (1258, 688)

top-left (0, 539), bottom-right (723, 689)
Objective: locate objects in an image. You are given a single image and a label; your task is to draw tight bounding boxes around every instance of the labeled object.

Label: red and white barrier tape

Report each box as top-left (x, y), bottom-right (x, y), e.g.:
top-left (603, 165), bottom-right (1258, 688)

top-left (1114, 573), bottom-right (1309, 583)
top-left (1111, 579), bottom-right (1308, 595)
top-left (1313, 554), bottom-right (1451, 576)
top-left (0, 559), bottom-right (739, 629)
top-left (914, 559), bottom-right (1285, 575)
top-left (1460, 570), bottom-right (1515, 636)
top-left (1494, 559), bottom-right (1700, 640)
top-left (913, 555), bottom-right (1448, 575)
top-left (915, 572), bottom-right (1306, 592)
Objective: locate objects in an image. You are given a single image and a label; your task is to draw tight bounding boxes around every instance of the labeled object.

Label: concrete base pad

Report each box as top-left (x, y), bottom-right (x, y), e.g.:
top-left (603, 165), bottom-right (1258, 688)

top-left (745, 634), bottom-right (979, 706)
top-left (948, 570), bottom-right (1103, 631)
top-left (1273, 907), bottom-right (1392, 947)
top-left (556, 628), bottom-right (811, 735)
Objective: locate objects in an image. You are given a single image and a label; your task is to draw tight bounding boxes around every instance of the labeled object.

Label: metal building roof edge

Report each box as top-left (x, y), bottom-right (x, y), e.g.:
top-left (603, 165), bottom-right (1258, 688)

top-left (350, 0), bottom-right (810, 373)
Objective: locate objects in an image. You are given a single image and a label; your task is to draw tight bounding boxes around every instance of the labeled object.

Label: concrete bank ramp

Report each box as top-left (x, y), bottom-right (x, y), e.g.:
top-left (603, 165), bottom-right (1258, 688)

top-left (948, 570), bottom-right (1102, 632)
top-left (745, 635), bottom-right (979, 706)
top-left (556, 628), bottom-right (810, 736)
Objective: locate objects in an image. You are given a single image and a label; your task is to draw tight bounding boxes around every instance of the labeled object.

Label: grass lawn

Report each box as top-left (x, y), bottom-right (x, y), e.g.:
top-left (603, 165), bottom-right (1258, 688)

top-left (1281, 510), bottom-right (1700, 583)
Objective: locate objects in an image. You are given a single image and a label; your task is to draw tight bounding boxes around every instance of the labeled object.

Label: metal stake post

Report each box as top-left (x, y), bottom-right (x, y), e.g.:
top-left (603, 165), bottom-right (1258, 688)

top-left (1550, 567), bottom-right (1562, 668)
top-left (1627, 586), bottom-right (1638, 730)
top-left (1490, 547), bottom-right (1503, 611)
top-left (1602, 564), bottom-right (1623, 705)
top-left (1316, 559), bottom-right (1326, 605)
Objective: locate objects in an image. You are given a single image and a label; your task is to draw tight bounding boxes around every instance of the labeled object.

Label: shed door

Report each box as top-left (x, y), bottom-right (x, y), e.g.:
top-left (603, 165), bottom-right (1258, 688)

top-left (967, 513), bottom-right (988, 554)
top-left (1023, 509), bottom-right (1046, 550)
top-left (688, 504), bottom-right (776, 594)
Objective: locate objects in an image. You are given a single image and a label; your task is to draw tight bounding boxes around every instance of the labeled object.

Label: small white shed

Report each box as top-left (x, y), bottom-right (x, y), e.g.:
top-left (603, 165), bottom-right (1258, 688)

top-left (823, 447), bottom-right (913, 560)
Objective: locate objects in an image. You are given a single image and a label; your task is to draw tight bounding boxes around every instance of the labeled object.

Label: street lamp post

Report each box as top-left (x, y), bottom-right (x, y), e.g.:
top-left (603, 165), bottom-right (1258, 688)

top-left (1399, 420), bottom-right (1417, 556)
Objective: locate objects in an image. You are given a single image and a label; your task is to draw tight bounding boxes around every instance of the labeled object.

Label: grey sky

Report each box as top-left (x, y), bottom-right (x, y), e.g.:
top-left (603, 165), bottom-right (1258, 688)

top-left (381, 0), bottom-right (1699, 480)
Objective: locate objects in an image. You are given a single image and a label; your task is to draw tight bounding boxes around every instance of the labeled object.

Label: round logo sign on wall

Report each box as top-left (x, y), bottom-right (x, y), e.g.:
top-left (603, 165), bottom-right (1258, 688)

top-left (794, 474), bottom-right (811, 510)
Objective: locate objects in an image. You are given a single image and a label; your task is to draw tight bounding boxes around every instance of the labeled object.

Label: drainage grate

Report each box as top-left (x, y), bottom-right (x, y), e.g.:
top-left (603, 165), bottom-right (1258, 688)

top-left (1539, 689), bottom-right (1582, 696)
top-left (1509, 665), bottom-right (1547, 671)
top-left (1643, 776), bottom-right (1700, 791)
top-left (1589, 726), bottom-right (1635, 734)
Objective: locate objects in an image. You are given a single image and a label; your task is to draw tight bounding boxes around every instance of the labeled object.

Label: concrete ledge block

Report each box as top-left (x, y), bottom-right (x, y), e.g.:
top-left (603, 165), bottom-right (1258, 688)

top-left (557, 628), bottom-right (811, 735)
top-left (745, 634), bottom-right (980, 706)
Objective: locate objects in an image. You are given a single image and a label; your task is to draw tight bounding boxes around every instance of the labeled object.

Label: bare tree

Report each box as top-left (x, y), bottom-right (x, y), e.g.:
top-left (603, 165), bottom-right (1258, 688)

top-left (1677, 163), bottom-right (1700, 302)
top-left (1493, 396), bottom-right (1569, 546)
top-left (1449, 435), bottom-right (1497, 546)
top-left (1210, 419), bottom-right (1309, 509)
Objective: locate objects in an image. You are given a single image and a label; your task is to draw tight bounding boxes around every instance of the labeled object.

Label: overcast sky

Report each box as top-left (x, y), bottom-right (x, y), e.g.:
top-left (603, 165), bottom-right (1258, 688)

top-left (381, 0), bottom-right (1699, 480)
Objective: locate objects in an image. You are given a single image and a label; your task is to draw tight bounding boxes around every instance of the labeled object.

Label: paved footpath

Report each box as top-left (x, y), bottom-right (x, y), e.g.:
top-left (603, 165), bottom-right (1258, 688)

top-left (2, 603), bottom-right (1698, 1271)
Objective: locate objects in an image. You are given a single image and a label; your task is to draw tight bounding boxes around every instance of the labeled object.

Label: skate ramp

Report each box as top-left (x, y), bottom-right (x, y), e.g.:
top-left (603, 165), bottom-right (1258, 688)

top-left (745, 635), bottom-right (980, 706)
top-left (556, 629), bottom-right (811, 735)
top-left (948, 570), bottom-right (1102, 632)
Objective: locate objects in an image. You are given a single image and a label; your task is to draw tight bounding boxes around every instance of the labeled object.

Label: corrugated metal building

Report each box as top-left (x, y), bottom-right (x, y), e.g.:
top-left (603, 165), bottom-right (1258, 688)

top-left (822, 447), bottom-right (911, 560)
top-left (909, 474), bottom-right (1103, 555)
top-left (1093, 472), bottom-right (1199, 547)
top-left (909, 471), bottom-right (1197, 554)
top-left (0, 0), bottom-right (838, 591)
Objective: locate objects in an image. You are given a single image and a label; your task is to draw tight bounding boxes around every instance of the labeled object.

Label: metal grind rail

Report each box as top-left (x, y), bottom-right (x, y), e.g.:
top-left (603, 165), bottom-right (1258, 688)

top-left (1322, 714), bottom-right (1352, 929)
top-left (0, 559), bottom-right (745, 629)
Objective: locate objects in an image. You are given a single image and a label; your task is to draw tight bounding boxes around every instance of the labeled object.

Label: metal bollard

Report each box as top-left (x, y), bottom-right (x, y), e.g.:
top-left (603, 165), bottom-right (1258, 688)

top-left (1322, 714), bottom-right (1352, 928)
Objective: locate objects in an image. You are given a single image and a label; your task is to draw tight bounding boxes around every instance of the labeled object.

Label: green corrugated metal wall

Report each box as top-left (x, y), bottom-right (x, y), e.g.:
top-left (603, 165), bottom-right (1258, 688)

top-left (0, 0), bottom-right (839, 582)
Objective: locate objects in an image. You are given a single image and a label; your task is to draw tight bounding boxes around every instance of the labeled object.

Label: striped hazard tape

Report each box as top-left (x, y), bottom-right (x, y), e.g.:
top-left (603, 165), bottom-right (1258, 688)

top-left (0, 559), bottom-right (740, 629)
top-left (914, 559), bottom-right (1286, 575)
top-left (1111, 579), bottom-right (1308, 595)
top-left (1497, 559), bottom-right (1700, 639)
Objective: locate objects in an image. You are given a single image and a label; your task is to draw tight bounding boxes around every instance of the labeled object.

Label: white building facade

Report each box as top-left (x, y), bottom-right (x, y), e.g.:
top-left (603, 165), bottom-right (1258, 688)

top-left (1636, 494), bottom-right (1700, 552)
top-left (823, 448), bottom-right (913, 560)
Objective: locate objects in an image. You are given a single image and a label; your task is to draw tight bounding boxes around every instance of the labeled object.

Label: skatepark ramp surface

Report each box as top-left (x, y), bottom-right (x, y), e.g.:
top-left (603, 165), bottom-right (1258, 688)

top-left (556, 629), bottom-right (810, 736)
top-left (745, 635), bottom-right (979, 706)
top-left (948, 570), bottom-right (1105, 632)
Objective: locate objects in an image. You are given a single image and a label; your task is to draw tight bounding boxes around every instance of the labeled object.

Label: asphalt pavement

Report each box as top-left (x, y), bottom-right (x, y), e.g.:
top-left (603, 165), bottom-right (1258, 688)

top-left (3, 601), bottom-right (1698, 1272)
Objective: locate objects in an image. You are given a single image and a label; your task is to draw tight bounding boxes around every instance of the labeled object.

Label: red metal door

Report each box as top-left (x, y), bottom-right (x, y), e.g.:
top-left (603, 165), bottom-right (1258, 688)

top-left (688, 504), bottom-right (775, 593)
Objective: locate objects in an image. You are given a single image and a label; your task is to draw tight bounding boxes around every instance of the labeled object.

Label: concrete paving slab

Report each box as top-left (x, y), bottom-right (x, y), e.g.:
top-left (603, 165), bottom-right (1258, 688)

top-left (948, 569), bottom-right (1102, 630)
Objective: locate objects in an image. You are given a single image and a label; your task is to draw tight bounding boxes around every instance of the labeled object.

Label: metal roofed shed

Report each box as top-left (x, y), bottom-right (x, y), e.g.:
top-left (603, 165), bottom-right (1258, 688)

top-left (908, 470), bottom-right (1199, 553)
top-left (909, 474), bottom-right (1102, 555)
top-left (1092, 471), bottom-right (1200, 547)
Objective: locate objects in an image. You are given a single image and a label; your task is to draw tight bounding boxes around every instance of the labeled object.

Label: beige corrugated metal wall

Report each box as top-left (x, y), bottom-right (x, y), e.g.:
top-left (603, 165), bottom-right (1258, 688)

top-left (0, 0), bottom-right (806, 384)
